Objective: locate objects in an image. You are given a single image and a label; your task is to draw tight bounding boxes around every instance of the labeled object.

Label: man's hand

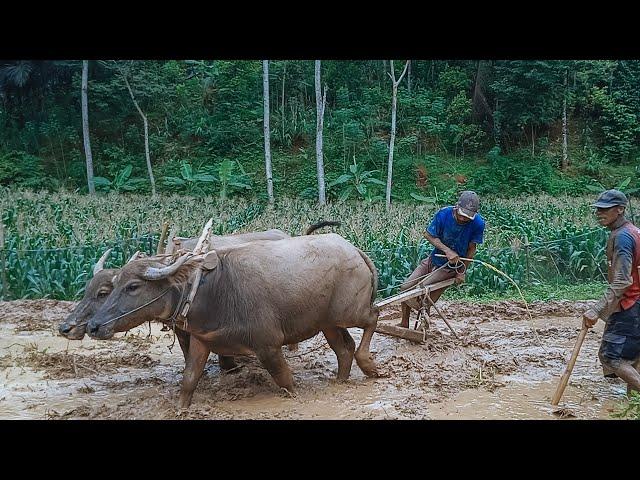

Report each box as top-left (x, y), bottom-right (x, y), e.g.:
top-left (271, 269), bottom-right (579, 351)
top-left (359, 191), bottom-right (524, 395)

top-left (445, 249), bottom-right (460, 265)
top-left (455, 273), bottom-right (465, 285)
top-left (583, 309), bottom-right (599, 328)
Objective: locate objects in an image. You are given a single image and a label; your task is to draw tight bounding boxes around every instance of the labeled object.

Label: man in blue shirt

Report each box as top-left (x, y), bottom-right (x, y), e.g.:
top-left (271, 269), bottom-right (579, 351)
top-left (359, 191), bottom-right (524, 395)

top-left (398, 191), bottom-right (485, 328)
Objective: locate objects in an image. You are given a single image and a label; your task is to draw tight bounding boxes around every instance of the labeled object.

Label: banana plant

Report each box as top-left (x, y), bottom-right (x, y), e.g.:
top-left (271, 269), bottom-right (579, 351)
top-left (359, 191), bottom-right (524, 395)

top-left (94, 165), bottom-right (146, 193)
top-left (214, 159), bottom-right (252, 200)
top-left (327, 157), bottom-right (386, 202)
top-left (162, 161), bottom-right (215, 195)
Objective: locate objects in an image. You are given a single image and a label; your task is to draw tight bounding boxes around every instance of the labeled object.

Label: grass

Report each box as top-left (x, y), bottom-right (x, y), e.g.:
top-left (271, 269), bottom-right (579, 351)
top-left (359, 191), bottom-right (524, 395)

top-left (611, 391), bottom-right (640, 419)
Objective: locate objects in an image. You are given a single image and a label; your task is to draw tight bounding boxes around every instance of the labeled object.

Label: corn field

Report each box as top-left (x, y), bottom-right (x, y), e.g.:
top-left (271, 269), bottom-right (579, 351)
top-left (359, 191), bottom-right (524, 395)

top-left (0, 189), bottom-right (610, 301)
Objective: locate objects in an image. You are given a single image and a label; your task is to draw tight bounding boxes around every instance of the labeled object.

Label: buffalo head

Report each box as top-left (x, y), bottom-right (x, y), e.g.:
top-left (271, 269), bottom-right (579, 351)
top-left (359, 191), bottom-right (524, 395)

top-left (87, 252), bottom-right (205, 339)
top-left (58, 249), bottom-right (148, 339)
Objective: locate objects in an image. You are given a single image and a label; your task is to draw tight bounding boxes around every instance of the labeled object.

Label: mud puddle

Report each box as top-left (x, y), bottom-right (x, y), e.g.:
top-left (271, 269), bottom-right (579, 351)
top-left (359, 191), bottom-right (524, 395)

top-left (0, 299), bottom-right (629, 419)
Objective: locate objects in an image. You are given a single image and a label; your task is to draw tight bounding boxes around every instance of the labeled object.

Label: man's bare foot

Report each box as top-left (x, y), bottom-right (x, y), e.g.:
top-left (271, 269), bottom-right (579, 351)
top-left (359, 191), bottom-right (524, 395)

top-left (396, 322), bottom-right (409, 329)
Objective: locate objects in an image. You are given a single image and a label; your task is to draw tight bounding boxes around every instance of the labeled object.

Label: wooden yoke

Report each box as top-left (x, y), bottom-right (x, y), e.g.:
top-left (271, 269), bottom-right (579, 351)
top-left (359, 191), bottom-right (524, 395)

top-left (176, 218), bottom-right (215, 327)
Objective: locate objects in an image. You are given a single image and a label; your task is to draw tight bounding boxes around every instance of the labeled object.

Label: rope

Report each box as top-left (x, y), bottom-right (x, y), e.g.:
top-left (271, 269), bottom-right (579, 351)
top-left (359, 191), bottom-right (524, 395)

top-left (0, 234), bottom-right (158, 253)
top-left (95, 288), bottom-right (171, 328)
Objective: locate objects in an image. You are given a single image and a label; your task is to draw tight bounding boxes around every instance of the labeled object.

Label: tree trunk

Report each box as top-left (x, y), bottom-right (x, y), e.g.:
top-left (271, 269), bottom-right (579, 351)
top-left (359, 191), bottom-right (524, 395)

top-left (315, 60), bottom-right (326, 205)
top-left (407, 60), bottom-right (412, 93)
top-left (385, 60), bottom-right (410, 210)
top-left (562, 68), bottom-right (569, 170)
top-left (0, 221), bottom-right (6, 300)
top-left (122, 73), bottom-right (156, 197)
top-left (281, 61), bottom-right (286, 145)
top-left (386, 83), bottom-right (398, 209)
top-left (81, 60), bottom-right (95, 195)
top-left (531, 124), bottom-right (535, 158)
top-left (263, 60), bottom-right (274, 204)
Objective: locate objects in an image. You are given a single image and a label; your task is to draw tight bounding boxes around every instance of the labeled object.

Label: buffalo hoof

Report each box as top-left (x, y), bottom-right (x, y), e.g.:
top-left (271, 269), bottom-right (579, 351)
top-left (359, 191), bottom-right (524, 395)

top-left (329, 377), bottom-right (350, 384)
top-left (280, 387), bottom-right (297, 399)
top-left (355, 353), bottom-right (379, 378)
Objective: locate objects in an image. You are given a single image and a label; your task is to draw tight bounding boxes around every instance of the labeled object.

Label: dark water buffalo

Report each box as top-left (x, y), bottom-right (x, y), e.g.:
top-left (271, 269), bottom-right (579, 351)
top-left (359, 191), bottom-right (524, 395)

top-left (58, 222), bottom-right (339, 343)
top-left (87, 233), bottom-right (379, 408)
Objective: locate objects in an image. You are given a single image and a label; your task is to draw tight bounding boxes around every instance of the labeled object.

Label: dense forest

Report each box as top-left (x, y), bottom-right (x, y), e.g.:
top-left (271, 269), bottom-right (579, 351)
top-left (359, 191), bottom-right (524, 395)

top-left (1, 59), bottom-right (639, 202)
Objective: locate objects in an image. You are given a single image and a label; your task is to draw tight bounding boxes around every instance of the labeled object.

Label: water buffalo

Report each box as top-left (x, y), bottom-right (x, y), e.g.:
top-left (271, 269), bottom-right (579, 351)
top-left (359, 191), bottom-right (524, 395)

top-left (87, 233), bottom-right (380, 408)
top-left (58, 221), bottom-right (339, 344)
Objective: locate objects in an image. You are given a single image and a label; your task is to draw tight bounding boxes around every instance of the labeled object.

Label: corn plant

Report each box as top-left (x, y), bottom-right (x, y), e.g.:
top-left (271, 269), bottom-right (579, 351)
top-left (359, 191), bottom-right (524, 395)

top-left (0, 188), bottom-right (613, 300)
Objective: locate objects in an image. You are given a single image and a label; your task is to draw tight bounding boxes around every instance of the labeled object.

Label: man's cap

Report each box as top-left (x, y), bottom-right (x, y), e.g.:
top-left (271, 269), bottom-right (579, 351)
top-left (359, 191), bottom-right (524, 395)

top-left (591, 189), bottom-right (628, 208)
top-left (456, 191), bottom-right (479, 220)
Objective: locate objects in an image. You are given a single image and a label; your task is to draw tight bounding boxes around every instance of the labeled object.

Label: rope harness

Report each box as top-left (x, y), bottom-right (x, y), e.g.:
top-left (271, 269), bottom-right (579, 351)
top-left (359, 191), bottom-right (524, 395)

top-left (94, 287), bottom-right (172, 328)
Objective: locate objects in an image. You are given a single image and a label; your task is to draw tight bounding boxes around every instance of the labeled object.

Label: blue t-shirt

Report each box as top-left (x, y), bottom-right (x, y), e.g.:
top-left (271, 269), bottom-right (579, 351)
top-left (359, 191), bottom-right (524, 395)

top-left (427, 206), bottom-right (485, 267)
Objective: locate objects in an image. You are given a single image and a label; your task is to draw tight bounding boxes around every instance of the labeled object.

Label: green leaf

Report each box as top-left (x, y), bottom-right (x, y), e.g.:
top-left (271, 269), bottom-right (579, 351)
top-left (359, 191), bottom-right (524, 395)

top-left (410, 192), bottom-right (436, 203)
top-left (328, 174), bottom-right (352, 187)
top-left (366, 178), bottom-right (386, 186)
top-left (193, 174), bottom-right (215, 183)
top-left (180, 162), bottom-right (194, 181)
top-left (162, 177), bottom-right (186, 186)
top-left (338, 186), bottom-right (353, 201)
top-left (618, 177), bottom-right (632, 190)
top-left (229, 182), bottom-right (252, 190)
top-left (93, 177), bottom-right (111, 187)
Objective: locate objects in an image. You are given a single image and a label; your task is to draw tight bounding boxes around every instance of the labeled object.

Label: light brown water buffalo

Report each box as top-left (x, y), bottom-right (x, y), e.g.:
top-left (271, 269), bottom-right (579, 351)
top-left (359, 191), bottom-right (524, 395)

top-left (87, 233), bottom-right (380, 408)
top-left (58, 222), bottom-right (339, 344)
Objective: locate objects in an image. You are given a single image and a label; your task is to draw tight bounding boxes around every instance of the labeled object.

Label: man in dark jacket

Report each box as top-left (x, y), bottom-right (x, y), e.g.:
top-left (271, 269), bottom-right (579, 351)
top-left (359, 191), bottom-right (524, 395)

top-left (583, 189), bottom-right (640, 394)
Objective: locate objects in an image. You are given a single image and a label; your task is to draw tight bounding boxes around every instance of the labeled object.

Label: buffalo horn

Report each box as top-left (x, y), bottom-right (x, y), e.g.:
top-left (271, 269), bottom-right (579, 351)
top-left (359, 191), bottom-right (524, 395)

top-left (93, 248), bottom-right (113, 275)
top-left (126, 250), bottom-right (143, 264)
top-left (142, 253), bottom-right (193, 280)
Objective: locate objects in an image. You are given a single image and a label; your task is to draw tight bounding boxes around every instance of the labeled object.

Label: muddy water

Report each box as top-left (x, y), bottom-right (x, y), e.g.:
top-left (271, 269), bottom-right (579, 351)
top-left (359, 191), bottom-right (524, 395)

top-left (0, 299), bottom-right (629, 420)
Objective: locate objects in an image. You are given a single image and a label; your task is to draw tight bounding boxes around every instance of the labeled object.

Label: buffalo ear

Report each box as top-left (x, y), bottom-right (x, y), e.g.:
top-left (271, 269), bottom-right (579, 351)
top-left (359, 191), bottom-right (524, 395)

top-left (202, 251), bottom-right (219, 271)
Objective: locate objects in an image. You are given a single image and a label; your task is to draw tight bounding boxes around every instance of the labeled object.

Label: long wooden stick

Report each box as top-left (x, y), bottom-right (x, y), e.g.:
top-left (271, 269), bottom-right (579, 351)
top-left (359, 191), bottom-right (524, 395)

top-left (423, 293), bottom-right (459, 339)
top-left (551, 324), bottom-right (589, 405)
top-left (375, 278), bottom-right (455, 308)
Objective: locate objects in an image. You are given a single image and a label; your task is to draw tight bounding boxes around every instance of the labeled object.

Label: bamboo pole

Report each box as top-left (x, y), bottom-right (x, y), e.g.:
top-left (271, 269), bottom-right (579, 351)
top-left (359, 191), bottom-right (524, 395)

top-left (551, 325), bottom-right (589, 405)
top-left (0, 221), bottom-right (6, 300)
top-left (156, 221), bottom-right (169, 255)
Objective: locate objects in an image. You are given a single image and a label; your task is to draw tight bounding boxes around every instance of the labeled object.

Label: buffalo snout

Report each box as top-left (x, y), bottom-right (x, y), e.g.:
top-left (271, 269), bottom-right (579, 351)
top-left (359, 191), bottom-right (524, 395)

top-left (88, 321), bottom-right (100, 336)
top-left (58, 321), bottom-right (86, 340)
top-left (87, 320), bottom-right (114, 339)
top-left (58, 322), bottom-right (72, 335)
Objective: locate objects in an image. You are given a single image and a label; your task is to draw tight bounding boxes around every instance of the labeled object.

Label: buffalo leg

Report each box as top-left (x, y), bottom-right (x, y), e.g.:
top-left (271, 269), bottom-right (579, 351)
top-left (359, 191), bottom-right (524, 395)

top-left (256, 346), bottom-right (294, 392)
top-left (174, 328), bottom-right (191, 362)
top-left (178, 335), bottom-right (210, 408)
top-left (219, 355), bottom-right (238, 371)
top-left (322, 327), bottom-right (355, 380)
top-left (354, 311), bottom-right (380, 377)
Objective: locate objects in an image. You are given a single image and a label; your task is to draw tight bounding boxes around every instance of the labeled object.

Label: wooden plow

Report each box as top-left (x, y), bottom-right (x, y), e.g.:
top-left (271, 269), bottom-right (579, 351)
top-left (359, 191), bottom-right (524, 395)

top-left (374, 278), bottom-right (458, 343)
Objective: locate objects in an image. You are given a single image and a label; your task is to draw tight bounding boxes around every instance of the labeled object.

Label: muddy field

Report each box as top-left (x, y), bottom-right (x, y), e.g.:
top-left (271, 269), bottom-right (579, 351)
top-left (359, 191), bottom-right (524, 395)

top-left (0, 299), bottom-right (629, 420)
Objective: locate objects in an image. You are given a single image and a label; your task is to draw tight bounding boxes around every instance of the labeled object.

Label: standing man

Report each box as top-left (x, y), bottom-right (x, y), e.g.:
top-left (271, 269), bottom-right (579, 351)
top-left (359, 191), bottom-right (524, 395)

top-left (583, 189), bottom-right (640, 394)
top-left (398, 191), bottom-right (485, 328)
